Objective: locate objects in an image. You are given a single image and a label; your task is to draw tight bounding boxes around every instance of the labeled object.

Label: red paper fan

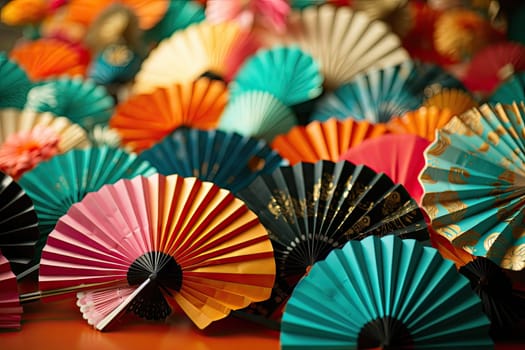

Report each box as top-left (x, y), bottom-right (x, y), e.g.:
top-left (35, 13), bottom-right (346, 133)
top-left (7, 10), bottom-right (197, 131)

top-left (271, 118), bottom-right (388, 165)
top-left (339, 133), bottom-right (430, 203)
top-left (463, 42), bottom-right (525, 95)
top-left (0, 251), bottom-right (22, 330)
top-left (9, 39), bottom-right (89, 81)
top-left (110, 77), bottom-right (228, 152)
top-left (39, 174), bottom-right (276, 330)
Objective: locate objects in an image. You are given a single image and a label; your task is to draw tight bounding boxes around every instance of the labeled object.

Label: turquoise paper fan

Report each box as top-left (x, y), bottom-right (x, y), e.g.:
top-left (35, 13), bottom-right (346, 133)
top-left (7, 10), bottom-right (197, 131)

top-left (18, 146), bottom-right (156, 263)
top-left (310, 60), bottom-right (465, 123)
top-left (0, 53), bottom-right (32, 109)
top-left (281, 235), bottom-right (493, 349)
top-left (139, 127), bottom-right (284, 194)
top-left (88, 44), bottom-right (142, 85)
top-left (229, 46), bottom-right (323, 106)
top-left (24, 76), bottom-right (115, 130)
top-left (144, 0), bottom-right (205, 43)
top-left (218, 91), bottom-right (297, 142)
top-left (490, 72), bottom-right (525, 104)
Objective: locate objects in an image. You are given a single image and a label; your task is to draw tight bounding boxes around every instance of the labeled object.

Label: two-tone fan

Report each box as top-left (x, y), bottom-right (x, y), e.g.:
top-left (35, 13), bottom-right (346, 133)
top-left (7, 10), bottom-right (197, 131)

top-left (237, 159), bottom-right (428, 318)
top-left (139, 127), bottom-right (283, 194)
top-left (281, 235), bottom-right (494, 349)
top-left (39, 174), bottom-right (276, 330)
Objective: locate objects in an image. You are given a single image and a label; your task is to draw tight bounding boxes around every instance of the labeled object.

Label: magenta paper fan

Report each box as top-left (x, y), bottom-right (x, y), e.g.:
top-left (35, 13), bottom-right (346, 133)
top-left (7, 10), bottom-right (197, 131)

top-left (0, 250), bottom-right (22, 330)
top-left (339, 133), bottom-right (430, 204)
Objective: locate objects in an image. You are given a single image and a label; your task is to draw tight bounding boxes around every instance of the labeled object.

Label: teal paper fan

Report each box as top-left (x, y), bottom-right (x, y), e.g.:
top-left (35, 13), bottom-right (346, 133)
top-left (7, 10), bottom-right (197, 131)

top-left (18, 146), bottom-right (156, 263)
top-left (490, 72), bottom-right (525, 104)
top-left (139, 127), bottom-right (284, 194)
top-left (0, 53), bottom-right (32, 109)
top-left (310, 60), bottom-right (465, 123)
top-left (144, 0), bottom-right (205, 43)
top-left (290, 0), bottom-right (327, 9)
top-left (229, 46), bottom-right (323, 107)
top-left (218, 91), bottom-right (297, 142)
top-left (88, 44), bottom-right (142, 85)
top-left (24, 76), bottom-right (115, 130)
top-left (281, 235), bottom-right (494, 349)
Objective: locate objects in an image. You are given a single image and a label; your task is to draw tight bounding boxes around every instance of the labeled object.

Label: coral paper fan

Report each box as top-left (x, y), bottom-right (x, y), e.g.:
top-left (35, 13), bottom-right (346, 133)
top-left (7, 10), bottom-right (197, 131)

top-left (271, 118), bottom-right (388, 165)
top-left (463, 42), bottom-right (525, 94)
top-left (65, 0), bottom-right (169, 30)
top-left (386, 106), bottom-right (454, 142)
top-left (134, 21), bottom-right (258, 94)
top-left (420, 102), bottom-right (525, 271)
top-left (0, 251), bottom-right (23, 330)
top-left (339, 133), bottom-right (430, 204)
top-left (39, 174), bottom-right (276, 330)
top-left (280, 235), bottom-right (493, 349)
top-left (9, 39), bottom-right (88, 81)
top-left (110, 78), bottom-right (228, 153)
top-left (423, 88), bottom-right (478, 117)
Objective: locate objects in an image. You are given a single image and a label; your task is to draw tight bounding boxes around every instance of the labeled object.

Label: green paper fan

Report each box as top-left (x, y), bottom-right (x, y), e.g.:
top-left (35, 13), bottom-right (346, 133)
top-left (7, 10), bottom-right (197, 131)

top-left (281, 235), bottom-right (494, 349)
top-left (218, 91), bottom-right (297, 142)
top-left (0, 53), bottom-right (32, 109)
top-left (18, 146), bottom-right (156, 263)
top-left (24, 76), bottom-right (115, 130)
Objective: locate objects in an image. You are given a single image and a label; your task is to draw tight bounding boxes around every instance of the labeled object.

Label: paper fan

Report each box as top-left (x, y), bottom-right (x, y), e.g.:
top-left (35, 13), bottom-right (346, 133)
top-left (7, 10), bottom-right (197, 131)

top-left (139, 127), bottom-right (283, 194)
top-left (271, 118), bottom-right (389, 165)
top-left (9, 38), bottom-right (88, 81)
top-left (18, 146), bottom-right (156, 263)
top-left (39, 174), bottom-right (276, 330)
top-left (64, 0), bottom-right (169, 30)
top-left (134, 21), bottom-right (258, 94)
top-left (110, 77), bottom-right (228, 153)
top-left (87, 44), bottom-right (142, 85)
top-left (420, 102), bottom-right (525, 271)
top-left (490, 72), bottom-right (525, 105)
top-left (463, 42), bottom-right (525, 94)
top-left (424, 88), bottom-right (478, 116)
top-left (352, 0), bottom-right (413, 37)
top-left (0, 250), bottom-right (23, 330)
top-left (144, 0), bottom-right (205, 43)
top-left (0, 109), bottom-right (89, 179)
top-left (386, 106), bottom-right (454, 142)
top-left (280, 235), bottom-right (493, 349)
top-left (310, 60), bottom-right (464, 123)
top-left (339, 134), bottom-right (431, 204)
top-left (0, 53), bottom-right (32, 109)
top-left (289, 0), bottom-right (327, 9)
top-left (0, 171), bottom-right (39, 274)
top-left (218, 91), bottom-right (297, 143)
top-left (237, 160), bottom-right (428, 317)
top-left (229, 46), bottom-right (323, 107)
top-left (280, 4), bottom-right (409, 90)
top-left (24, 76), bottom-right (115, 130)
top-left (0, 0), bottom-right (49, 26)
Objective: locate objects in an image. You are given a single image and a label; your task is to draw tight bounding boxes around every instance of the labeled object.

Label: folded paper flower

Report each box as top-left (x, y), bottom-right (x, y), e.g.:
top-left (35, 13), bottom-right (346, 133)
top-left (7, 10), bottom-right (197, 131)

top-left (0, 250), bottom-right (23, 330)
top-left (0, 171), bottom-right (39, 274)
top-left (18, 146), bottom-right (155, 264)
top-left (237, 160), bottom-right (428, 318)
top-left (420, 102), bottom-right (525, 271)
top-left (271, 118), bottom-right (388, 165)
top-left (139, 127), bottom-right (283, 194)
top-left (280, 235), bottom-right (494, 349)
top-left (39, 174), bottom-right (276, 330)
top-left (386, 106), bottom-right (454, 141)
top-left (0, 53), bottom-right (32, 109)
top-left (0, 109), bottom-right (89, 179)
top-left (110, 77), bottom-right (228, 153)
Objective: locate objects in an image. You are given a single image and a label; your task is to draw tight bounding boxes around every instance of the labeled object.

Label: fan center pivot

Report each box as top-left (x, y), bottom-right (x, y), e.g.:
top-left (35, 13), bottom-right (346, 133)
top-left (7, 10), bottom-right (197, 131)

top-left (127, 251), bottom-right (183, 292)
top-left (357, 316), bottom-right (414, 350)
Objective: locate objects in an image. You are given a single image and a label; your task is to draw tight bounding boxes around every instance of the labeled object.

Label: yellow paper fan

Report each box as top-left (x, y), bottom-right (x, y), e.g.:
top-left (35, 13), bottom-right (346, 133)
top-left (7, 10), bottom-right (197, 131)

top-left (133, 21), bottom-right (257, 94)
top-left (386, 106), bottom-right (453, 142)
top-left (424, 88), bottom-right (478, 116)
top-left (0, 109), bottom-right (89, 178)
top-left (271, 118), bottom-right (388, 165)
top-left (280, 4), bottom-right (409, 90)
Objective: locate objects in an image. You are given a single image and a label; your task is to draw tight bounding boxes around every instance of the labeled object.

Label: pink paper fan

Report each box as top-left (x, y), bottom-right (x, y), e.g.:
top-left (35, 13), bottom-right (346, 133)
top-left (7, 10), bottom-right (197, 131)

top-left (0, 251), bottom-right (23, 330)
top-left (339, 133), bottom-right (430, 203)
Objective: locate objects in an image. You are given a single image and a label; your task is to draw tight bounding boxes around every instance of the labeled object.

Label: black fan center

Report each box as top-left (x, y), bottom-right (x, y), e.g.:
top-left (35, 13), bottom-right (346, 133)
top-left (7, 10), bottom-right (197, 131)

top-left (357, 316), bottom-right (414, 350)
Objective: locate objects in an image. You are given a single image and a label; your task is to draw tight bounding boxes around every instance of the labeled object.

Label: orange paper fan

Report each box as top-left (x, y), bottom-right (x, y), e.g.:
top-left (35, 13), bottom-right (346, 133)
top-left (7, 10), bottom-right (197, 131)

top-left (386, 106), bottom-right (453, 142)
top-left (64, 0), bottom-right (169, 30)
top-left (110, 77), bottom-right (228, 152)
top-left (423, 88), bottom-right (478, 116)
top-left (271, 118), bottom-right (388, 165)
top-left (9, 39), bottom-right (88, 81)
top-left (134, 21), bottom-right (258, 94)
